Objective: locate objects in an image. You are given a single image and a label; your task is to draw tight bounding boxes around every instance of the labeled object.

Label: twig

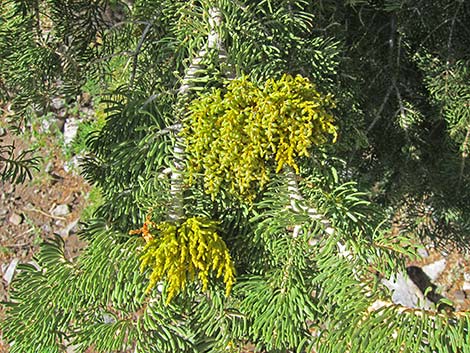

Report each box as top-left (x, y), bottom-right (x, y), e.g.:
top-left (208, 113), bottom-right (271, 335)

top-left (366, 84), bottom-right (394, 134)
top-left (446, 2), bottom-right (462, 61)
top-left (104, 20), bottom-right (151, 31)
top-left (154, 124), bottom-right (182, 137)
top-left (129, 21), bottom-right (153, 87)
top-left (168, 7), bottom-right (226, 222)
top-left (16, 227), bottom-right (36, 238)
top-left (141, 91), bottom-right (177, 109)
top-left (457, 124), bottom-right (470, 192)
top-left (393, 81), bottom-right (406, 127)
top-left (23, 207), bottom-right (67, 221)
top-left (350, 14), bottom-right (400, 164)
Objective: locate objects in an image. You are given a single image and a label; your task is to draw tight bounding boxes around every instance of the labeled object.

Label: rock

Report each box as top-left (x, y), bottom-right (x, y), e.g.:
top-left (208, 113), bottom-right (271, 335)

top-left (102, 313), bottom-right (116, 324)
top-left (454, 290), bottom-right (466, 302)
top-left (462, 281), bottom-right (470, 292)
top-left (417, 247), bottom-right (429, 258)
top-left (66, 344), bottom-right (79, 353)
top-left (51, 97), bottom-right (66, 110)
top-left (44, 161), bottom-right (54, 173)
top-left (422, 258), bottom-right (446, 282)
top-left (40, 117), bottom-right (53, 133)
top-left (63, 155), bottom-right (82, 174)
top-left (60, 218), bottom-right (80, 238)
top-left (63, 118), bottom-right (80, 145)
top-left (81, 106), bottom-right (94, 117)
top-left (80, 92), bottom-right (92, 106)
top-left (52, 204), bottom-right (70, 217)
top-left (8, 212), bottom-right (23, 225)
top-left (41, 223), bottom-right (52, 234)
top-left (382, 271), bottom-right (432, 309)
top-left (3, 258), bottom-right (19, 285)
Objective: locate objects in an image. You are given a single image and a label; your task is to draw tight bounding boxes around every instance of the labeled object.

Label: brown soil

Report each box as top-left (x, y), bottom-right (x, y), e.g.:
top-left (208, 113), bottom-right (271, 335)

top-left (0, 119), bottom-right (90, 352)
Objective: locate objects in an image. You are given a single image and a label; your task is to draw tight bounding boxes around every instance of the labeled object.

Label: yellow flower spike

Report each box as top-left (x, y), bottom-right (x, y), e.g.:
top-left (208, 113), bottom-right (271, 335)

top-left (137, 217), bottom-right (235, 303)
top-left (182, 74), bottom-right (337, 201)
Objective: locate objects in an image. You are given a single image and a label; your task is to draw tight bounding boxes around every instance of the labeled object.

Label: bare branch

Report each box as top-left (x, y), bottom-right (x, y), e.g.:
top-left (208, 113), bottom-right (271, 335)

top-left (169, 7), bottom-right (225, 222)
top-left (129, 21), bottom-right (153, 87)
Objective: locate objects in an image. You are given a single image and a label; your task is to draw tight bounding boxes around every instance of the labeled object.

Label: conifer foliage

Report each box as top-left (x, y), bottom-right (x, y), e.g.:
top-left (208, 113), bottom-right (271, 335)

top-left (1, 0), bottom-right (470, 352)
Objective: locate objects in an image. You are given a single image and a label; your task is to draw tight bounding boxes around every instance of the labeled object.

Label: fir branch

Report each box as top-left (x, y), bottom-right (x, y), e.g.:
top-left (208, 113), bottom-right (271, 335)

top-left (169, 6), bottom-right (225, 222)
top-left (285, 166), bottom-right (334, 236)
top-left (0, 141), bottom-right (40, 184)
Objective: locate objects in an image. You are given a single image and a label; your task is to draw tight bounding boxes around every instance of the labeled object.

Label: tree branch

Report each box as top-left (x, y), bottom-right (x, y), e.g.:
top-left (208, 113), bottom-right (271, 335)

top-left (168, 7), bottom-right (225, 222)
top-left (457, 123), bottom-right (470, 193)
top-left (129, 21), bottom-right (153, 87)
top-left (284, 167), bottom-right (334, 236)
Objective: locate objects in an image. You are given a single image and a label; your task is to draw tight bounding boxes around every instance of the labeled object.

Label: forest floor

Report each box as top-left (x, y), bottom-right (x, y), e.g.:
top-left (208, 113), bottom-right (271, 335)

top-left (1, 107), bottom-right (470, 352)
top-left (0, 108), bottom-right (93, 352)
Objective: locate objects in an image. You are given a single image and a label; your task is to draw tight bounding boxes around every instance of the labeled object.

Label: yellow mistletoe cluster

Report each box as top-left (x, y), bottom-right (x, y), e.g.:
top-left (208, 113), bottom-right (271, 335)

top-left (132, 217), bottom-right (235, 303)
top-left (182, 74), bottom-right (337, 200)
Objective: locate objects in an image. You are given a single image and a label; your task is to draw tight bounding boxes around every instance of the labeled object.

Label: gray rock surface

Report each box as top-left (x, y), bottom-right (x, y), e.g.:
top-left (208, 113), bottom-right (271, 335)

top-left (60, 218), bottom-right (80, 238)
top-left (3, 258), bottom-right (19, 285)
top-left (52, 204), bottom-right (71, 217)
top-left (422, 258), bottom-right (446, 282)
top-left (382, 272), bottom-right (433, 309)
top-left (63, 118), bottom-right (80, 146)
top-left (8, 212), bottom-right (23, 225)
top-left (63, 155), bottom-right (82, 174)
top-left (51, 97), bottom-right (66, 110)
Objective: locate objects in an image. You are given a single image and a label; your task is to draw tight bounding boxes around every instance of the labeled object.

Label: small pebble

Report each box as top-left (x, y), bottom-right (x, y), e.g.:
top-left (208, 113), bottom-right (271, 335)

top-left (52, 204), bottom-right (70, 217)
top-left (41, 223), bottom-right (52, 234)
top-left (45, 161), bottom-right (54, 173)
top-left (417, 247), bottom-right (429, 258)
top-left (454, 290), bottom-right (466, 302)
top-left (51, 97), bottom-right (66, 110)
top-left (80, 92), bottom-right (92, 106)
top-left (63, 118), bottom-right (80, 145)
top-left (60, 219), bottom-right (80, 238)
top-left (8, 212), bottom-right (23, 225)
top-left (3, 258), bottom-right (19, 285)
